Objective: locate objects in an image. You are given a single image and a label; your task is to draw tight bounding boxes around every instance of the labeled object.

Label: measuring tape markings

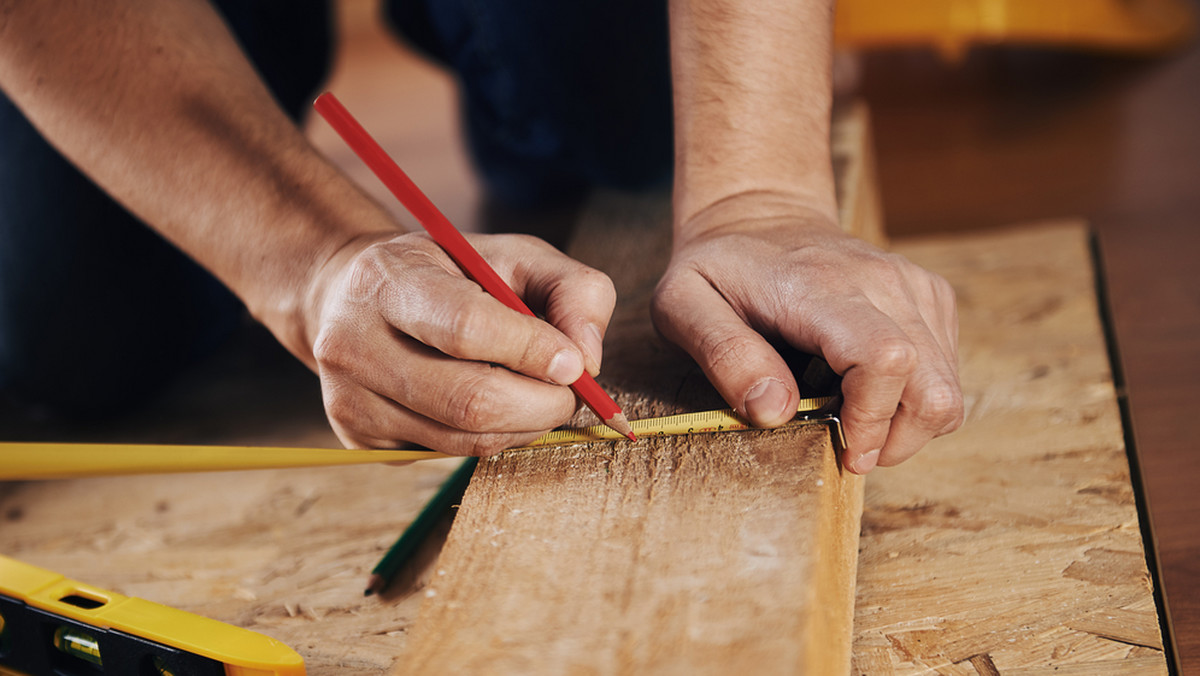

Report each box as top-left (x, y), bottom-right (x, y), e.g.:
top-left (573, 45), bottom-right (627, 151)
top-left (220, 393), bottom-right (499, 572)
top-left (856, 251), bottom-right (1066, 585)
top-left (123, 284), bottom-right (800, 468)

top-left (511, 395), bottom-right (842, 451)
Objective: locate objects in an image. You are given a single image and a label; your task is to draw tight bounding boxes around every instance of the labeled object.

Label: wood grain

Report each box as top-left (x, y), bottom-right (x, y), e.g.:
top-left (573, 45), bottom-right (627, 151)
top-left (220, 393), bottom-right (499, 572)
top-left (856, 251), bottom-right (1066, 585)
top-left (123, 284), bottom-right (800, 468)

top-left (851, 222), bottom-right (1167, 674)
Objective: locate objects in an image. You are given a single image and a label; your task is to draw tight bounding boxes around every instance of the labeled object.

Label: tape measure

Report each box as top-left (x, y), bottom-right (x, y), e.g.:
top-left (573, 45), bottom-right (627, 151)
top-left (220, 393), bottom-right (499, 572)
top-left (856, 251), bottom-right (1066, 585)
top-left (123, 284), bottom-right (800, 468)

top-left (513, 395), bottom-right (841, 450)
top-left (0, 397), bottom-right (842, 480)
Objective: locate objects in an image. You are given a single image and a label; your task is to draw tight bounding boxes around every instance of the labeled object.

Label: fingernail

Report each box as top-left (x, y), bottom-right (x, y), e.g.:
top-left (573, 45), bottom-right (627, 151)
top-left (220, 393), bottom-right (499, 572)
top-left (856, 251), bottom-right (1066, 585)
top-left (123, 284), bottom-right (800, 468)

top-left (850, 449), bottom-right (881, 474)
top-left (548, 349), bottom-right (584, 385)
top-left (582, 324), bottom-right (604, 374)
top-left (743, 378), bottom-right (791, 425)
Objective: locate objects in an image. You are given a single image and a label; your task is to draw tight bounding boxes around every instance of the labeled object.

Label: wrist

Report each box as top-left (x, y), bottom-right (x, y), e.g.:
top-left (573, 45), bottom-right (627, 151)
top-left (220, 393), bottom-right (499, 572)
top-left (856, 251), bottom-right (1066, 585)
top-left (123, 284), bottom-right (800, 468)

top-left (241, 181), bottom-right (399, 369)
top-left (672, 188), bottom-right (840, 250)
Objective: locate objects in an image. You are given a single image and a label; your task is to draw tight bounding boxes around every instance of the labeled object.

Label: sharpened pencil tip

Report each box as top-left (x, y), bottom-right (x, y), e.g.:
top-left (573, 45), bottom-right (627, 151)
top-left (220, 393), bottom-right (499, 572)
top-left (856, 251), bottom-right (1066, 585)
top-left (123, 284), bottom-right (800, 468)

top-left (606, 413), bottom-right (636, 441)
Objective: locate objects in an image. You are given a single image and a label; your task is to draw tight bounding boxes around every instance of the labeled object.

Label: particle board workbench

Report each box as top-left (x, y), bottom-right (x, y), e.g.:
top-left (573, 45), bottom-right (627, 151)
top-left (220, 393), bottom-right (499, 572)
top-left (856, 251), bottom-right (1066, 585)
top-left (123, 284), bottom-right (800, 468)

top-left (853, 222), bottom-right (1165, 674)
top-left (0, 109), bottom-right (1165, 673)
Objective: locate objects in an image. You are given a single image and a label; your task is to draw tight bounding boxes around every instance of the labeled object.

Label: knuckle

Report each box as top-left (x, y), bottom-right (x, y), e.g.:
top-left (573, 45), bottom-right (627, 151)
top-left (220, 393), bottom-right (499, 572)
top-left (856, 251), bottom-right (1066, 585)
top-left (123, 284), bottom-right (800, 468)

top-left (321, 381), bottom-right (361, 429)
top-left (930, 271), bottom-right (956, 300)
top-left (698, 329), bottom-right (757, 376)
top-left (860, 251), bottom-right (910, 284)
top-left (649, 283), bottom-right (675, 325)
top-left (580, 266), bottom-right (616, 298)
top-left (312, 326), bottom-right (356, 371)
top-left (445, 372), bottom-right (502, 431)
top-left (911, 380), bottom-right (965, 430)
top-left (868, 337), bottom-right (919, 377)
top-left (843, 398), bottom-right (895, 427)
top-left (442, 302), bottom-right (492, 357)
top-left (514, 330), bottom-right (554, 372)
top-left (440, 429), bottom-right (511, 457)
top-left (343, 248), bottom-right (389, 304)
top-left (465, 433), bottom-right (512, 457)
top-left (651, 274), bottom-right (685, 316)
top-left (323, 399), bottom-right (354, 429)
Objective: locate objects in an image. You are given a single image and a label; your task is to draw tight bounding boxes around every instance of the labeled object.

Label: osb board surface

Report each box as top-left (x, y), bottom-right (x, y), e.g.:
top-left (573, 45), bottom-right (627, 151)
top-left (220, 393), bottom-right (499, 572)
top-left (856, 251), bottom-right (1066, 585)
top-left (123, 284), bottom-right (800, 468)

top-left (0, 458), bottom-right (466, 674)
top-left (851, 221), bottom-right (1166, 674)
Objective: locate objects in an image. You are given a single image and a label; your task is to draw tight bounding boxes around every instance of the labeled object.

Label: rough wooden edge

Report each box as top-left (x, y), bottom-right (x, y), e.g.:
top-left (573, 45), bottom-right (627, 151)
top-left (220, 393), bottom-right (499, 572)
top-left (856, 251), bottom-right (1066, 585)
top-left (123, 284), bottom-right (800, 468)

top-left (806, 436), bottom-right (866, 674)
top-left (806, 100), bottom-right (877, 673)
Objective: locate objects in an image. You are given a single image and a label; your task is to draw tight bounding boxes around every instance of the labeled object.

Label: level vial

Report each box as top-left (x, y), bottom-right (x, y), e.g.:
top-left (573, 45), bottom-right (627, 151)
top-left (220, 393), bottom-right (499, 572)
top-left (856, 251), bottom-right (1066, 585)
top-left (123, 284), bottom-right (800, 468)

top-left (53, 626), bottom-right (102, 666)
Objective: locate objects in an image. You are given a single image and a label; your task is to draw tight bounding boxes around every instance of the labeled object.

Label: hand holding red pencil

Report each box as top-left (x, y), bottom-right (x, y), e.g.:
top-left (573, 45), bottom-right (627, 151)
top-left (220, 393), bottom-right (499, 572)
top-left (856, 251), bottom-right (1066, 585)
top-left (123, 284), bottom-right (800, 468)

top-left (308, 93), bottom-right (634, 453)
top-left (307, 230), bottom-right (619, 453)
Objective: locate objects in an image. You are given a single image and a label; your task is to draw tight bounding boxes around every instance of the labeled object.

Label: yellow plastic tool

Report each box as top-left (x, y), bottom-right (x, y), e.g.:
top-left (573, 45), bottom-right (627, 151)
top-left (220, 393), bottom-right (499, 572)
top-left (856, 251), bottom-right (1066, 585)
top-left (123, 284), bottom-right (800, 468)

top-left (0, 397), bottom-right (837, 481)
top-left (0, 444), bottom-right (447, 481)
top-left (0, 555), bottom-right (305, 675)
top-left (835, 0), bottom-right (1197, 60)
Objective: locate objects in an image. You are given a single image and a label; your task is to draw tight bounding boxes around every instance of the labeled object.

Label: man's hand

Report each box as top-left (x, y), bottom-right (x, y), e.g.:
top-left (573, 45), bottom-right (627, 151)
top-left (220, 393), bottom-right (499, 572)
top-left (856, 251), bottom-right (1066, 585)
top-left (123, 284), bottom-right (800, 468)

top-left (665, 0), bottom-right (961, 470)
top-left (652, 204), bottom-right (962, 473)
top-left (0, 0), bottom-right (622, 455)
top-left (304, 231), bottom-right (616, 455)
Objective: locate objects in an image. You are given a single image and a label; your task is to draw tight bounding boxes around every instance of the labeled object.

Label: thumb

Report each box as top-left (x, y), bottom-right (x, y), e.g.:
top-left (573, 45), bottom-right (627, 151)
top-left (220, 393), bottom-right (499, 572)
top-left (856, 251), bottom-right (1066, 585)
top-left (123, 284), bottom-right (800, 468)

top-left (652, 273), bottom-right (799, 427)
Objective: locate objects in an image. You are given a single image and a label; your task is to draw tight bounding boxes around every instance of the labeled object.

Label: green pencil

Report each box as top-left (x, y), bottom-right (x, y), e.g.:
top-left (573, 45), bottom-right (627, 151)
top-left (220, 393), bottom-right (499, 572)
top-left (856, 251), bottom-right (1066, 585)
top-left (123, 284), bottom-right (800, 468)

top-left (364, 457), bottom-right (479, 596)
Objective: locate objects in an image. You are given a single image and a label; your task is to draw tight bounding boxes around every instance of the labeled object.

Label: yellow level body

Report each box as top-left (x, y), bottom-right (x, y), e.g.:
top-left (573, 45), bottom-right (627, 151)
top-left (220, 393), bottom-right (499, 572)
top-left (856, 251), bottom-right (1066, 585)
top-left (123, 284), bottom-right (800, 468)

top-left (0, 555), bottom-right (304, 675)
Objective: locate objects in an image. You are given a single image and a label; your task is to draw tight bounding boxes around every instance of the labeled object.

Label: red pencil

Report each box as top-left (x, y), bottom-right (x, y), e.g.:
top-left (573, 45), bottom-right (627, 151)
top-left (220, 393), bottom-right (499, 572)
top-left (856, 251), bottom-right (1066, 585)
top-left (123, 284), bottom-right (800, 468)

top-left (313, 92), bottom-right (635, 441)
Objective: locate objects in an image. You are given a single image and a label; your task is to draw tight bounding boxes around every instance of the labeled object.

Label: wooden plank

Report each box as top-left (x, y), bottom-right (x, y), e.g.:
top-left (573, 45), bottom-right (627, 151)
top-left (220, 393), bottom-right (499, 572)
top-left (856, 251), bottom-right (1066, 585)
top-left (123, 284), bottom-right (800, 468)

top-left (851, 221), bottom-right (1168, 674)
top-left (395, 105), bottom-right (880, 675)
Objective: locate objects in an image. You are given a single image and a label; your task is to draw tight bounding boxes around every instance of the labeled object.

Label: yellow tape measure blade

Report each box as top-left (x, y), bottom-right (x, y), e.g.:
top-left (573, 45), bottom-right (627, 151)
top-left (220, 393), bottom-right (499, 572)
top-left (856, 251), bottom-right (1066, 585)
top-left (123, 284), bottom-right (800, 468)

top-left (516, 396), bottom-right (836, 450)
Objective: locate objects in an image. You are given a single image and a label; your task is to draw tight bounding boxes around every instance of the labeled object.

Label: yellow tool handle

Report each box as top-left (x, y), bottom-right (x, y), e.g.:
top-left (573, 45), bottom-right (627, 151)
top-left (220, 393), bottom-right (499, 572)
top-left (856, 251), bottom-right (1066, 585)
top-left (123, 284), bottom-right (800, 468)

top-left (0, 397), bottom-right (836, 481)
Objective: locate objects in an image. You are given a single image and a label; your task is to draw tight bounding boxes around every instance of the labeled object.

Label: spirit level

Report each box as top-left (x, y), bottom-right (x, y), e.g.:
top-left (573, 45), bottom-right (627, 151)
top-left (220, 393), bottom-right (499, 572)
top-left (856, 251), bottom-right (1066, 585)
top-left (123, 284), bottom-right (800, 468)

top-left (0, 556), bottom-right (304, 676)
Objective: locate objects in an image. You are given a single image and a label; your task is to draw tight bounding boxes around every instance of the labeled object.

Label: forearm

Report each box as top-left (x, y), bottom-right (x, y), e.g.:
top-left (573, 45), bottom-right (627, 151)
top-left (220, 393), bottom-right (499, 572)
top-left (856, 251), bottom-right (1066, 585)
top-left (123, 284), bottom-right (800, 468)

top-left (0, 0), bottom-right (395, 363)
top-left (668, 0), bottom-right (838, 237)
